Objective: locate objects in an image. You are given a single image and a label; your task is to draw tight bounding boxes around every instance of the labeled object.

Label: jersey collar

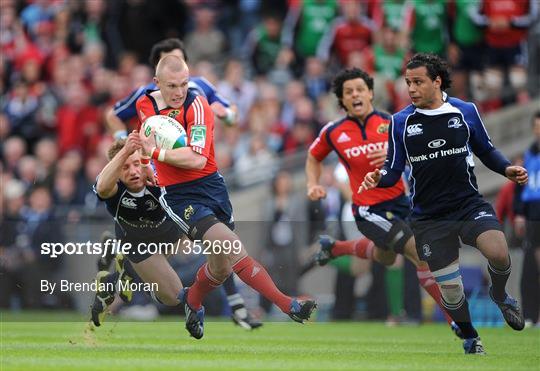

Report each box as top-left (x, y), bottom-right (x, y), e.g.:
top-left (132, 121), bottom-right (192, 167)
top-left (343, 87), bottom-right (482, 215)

top-left (346, 110), bottom-right (376, 126)
top-left (126, 187), bottom-right (147, 197)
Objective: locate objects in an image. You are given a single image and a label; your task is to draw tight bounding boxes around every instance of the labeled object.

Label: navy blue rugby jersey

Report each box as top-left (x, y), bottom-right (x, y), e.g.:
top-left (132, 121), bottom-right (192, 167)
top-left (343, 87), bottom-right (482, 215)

top-left (93, 181), bottom-right (177, 241)
top-left (385, 94), bottom-right (497, 216)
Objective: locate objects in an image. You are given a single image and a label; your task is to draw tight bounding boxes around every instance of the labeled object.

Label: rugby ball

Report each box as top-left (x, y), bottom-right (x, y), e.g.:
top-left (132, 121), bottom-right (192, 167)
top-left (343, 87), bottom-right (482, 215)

top-left (142, 115), bottom-right (187, 149)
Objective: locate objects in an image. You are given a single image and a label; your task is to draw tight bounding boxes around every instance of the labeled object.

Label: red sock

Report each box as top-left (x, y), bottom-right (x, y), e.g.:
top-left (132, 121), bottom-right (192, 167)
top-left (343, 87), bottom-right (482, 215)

top-left (233, 256), bottom-right (292, 313)
top-left (417, 266), bottom-right (453, 325)
top-left (187, 263), bottom-right (222, 310)
top-left (333, 238), bottom-right (374, 259)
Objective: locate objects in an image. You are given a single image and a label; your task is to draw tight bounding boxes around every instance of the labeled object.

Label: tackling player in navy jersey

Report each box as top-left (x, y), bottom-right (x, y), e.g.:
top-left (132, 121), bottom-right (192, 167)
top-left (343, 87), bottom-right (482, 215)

top-left (91, 132), bottom-right (184, 326)
top-left (361, 53), bottom-right (528, 355)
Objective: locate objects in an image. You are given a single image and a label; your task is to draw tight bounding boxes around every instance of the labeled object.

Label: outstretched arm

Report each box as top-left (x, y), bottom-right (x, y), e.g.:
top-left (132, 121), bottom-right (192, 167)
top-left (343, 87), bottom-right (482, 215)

top-left (305, 153), bottom-right (327, 201)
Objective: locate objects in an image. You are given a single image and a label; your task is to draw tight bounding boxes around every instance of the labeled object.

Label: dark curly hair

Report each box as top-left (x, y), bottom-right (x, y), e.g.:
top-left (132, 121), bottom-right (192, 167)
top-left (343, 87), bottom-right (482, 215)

top-left (332, 68), bottom-right (374, 110)
top-left (406, 53), bottom-right (452, 91)
top-left (149, 38), bottom-right (188, 68)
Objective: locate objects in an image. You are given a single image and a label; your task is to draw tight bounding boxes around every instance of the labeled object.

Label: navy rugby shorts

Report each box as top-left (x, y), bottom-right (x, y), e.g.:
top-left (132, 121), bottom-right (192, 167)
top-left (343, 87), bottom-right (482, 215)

top-left (410, 197), bottom-right (502, 271)
top-left (159, 172), bottom-right (235, 238)
top-left (352, 194), bottom-right (413, 255)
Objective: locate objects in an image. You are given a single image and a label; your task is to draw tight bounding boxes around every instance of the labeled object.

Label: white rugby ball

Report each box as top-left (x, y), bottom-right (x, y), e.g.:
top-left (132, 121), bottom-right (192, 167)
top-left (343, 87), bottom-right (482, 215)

top-left (142, 115), bottom-right (187, 149)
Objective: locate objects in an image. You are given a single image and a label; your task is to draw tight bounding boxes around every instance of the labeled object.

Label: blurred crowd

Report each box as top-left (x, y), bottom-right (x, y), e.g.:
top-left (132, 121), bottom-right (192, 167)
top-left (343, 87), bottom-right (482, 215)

top-left (0, 0), bottom-right (538, 310)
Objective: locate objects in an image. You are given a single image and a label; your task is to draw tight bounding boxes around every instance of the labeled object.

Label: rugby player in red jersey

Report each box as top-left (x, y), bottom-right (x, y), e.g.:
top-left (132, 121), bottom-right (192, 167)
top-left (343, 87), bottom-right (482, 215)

top-left (305, 68), bottom-right (460, 337)
top-left (137, 55), bottom-right (315, 339)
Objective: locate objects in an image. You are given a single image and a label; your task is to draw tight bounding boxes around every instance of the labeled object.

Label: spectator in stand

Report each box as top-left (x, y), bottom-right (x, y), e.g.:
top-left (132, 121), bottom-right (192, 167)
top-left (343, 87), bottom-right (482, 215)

top-left (184, 5), bottom-right (226, 67)
top-left (0, 179), bottom-right (40, 309)
top-left (3, 79), bottom-right (40, 144)
top-left (217, 59), bottom-right (257, 129)
top-left (81, 155), bottom-right (107, 212)
top-left (82, 41), bottom-right (106, 76)
top-left (408, 0), bottom-right (449, 56)
top-left (371, 24), bottom-right (409, 112)
top-left (0, 113), bottom-right (10, 142)
top-left (282, 96), bottom-right (319, 154)
top-left (52, 170), bottom-right (83, 222)
top-left (66, 0), bottom-right (122, 67)
top-left (89, 67), bottom-right (112, 107)
top-left (369, 0), bottom-right (410, 37)
top-left (2, 136), bottom-right (27, 174)
top-left (20, 0), bottom-right (58, 40)
top-left (33, 137), bottom-right (58, 188)
top-left (471, 0), bottom-right (538, 111)
top-left (245, 12), bottom-right (285, 76)
top-left (21, 185), bottom-right (67, 308)
top-left (219, 0), bottom-right (262, 56)
top-left (447, 0), bottom-right (485, 102)
top-left (303, 57), bottom-right (329, 103)
top-left (17, 155), bottom-right (39, 191)
top-left (317, 0), bottom-right (375, 69)
top-left (514, 111), bottom-right (540, 326)
top-left (234, 134), bottom-right (279, 187)
top-left (280, 79), bottom-right (307, 129)
top-left (55, 82), bottom-right (101, 157)
top-left (282, 0), bottom-right (339, 71)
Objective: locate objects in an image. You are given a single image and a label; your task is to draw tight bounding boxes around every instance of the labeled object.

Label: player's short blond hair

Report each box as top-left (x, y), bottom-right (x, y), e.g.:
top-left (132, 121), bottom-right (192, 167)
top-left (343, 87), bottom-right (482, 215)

top-left (155, 55), bottom-right (187, 78)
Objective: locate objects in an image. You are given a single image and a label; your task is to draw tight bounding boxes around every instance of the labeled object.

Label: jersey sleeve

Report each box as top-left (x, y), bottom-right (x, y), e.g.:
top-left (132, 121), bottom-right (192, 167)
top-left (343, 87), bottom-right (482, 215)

top-left (386, 115), bottom-right (406, 172)
top-left (113, 86), bottom-right (146, 121)
top-left (93, 179), bottom-right (125, 217)
top-left (308, 122), bottom-right (334, 161)
top-left (186, 95), bottom-right (214, 157)
top-left (191, 76), bottom-right (230, 107)
top-left (135, 96), bottom-right (155, 130)
top-left (462, 102), bottom-right (495, 156)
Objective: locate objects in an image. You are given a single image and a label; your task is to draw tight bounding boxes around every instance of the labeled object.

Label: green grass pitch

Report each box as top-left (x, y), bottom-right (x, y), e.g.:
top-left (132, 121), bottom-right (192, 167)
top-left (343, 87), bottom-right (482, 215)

top-left (1, 312), bottom-right (538, 370)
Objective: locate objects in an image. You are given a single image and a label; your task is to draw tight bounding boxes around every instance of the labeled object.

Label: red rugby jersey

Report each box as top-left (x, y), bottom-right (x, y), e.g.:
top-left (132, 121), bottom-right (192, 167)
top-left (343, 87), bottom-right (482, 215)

top-left (136, 90), bottom-right (217, 186)
top-left (480, 0), bottom-right (533, 48)
top-left (309, 111), bottom-right (405, 206)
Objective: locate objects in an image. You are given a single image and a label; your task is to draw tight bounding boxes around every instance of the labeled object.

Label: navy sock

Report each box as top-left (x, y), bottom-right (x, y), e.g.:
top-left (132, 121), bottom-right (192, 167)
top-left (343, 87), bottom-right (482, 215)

top-left (442, 296), bottom-right (478, 339)
top-left (488, 257), bottom-right (511, 302)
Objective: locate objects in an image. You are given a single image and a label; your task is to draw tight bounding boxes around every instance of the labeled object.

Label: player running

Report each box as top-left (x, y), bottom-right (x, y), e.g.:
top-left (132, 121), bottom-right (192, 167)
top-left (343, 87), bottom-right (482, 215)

top-left (361, 53), bottom-right (527, 354)
top-left (101, 38), bottom-right (260, 330)
top-left (91, 132), bottom-right (261, 330)
top-left (137, 55), bottom-right (315, 339)
top-left (306, 67), bottom-right (461, 337)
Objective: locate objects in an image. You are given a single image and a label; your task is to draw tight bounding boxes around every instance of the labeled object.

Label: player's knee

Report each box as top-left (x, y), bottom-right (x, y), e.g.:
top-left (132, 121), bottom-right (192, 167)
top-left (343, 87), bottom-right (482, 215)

top-left (489, 251), bottom-right (510, 268)
top-left (478, 234), bottom-right (509, 265)
top-left (209, 264), bottom-right (232, 282)
top-left (509, 68), bottom-right (527, 91)
top-left (432, 263), bottom-right (464, 304)
top-left (227, 246), bottom-right (247, 265)
top-left (385, 220), bottom-right (411, 255)
top-left (438, 282), bottom-right (464, 304)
